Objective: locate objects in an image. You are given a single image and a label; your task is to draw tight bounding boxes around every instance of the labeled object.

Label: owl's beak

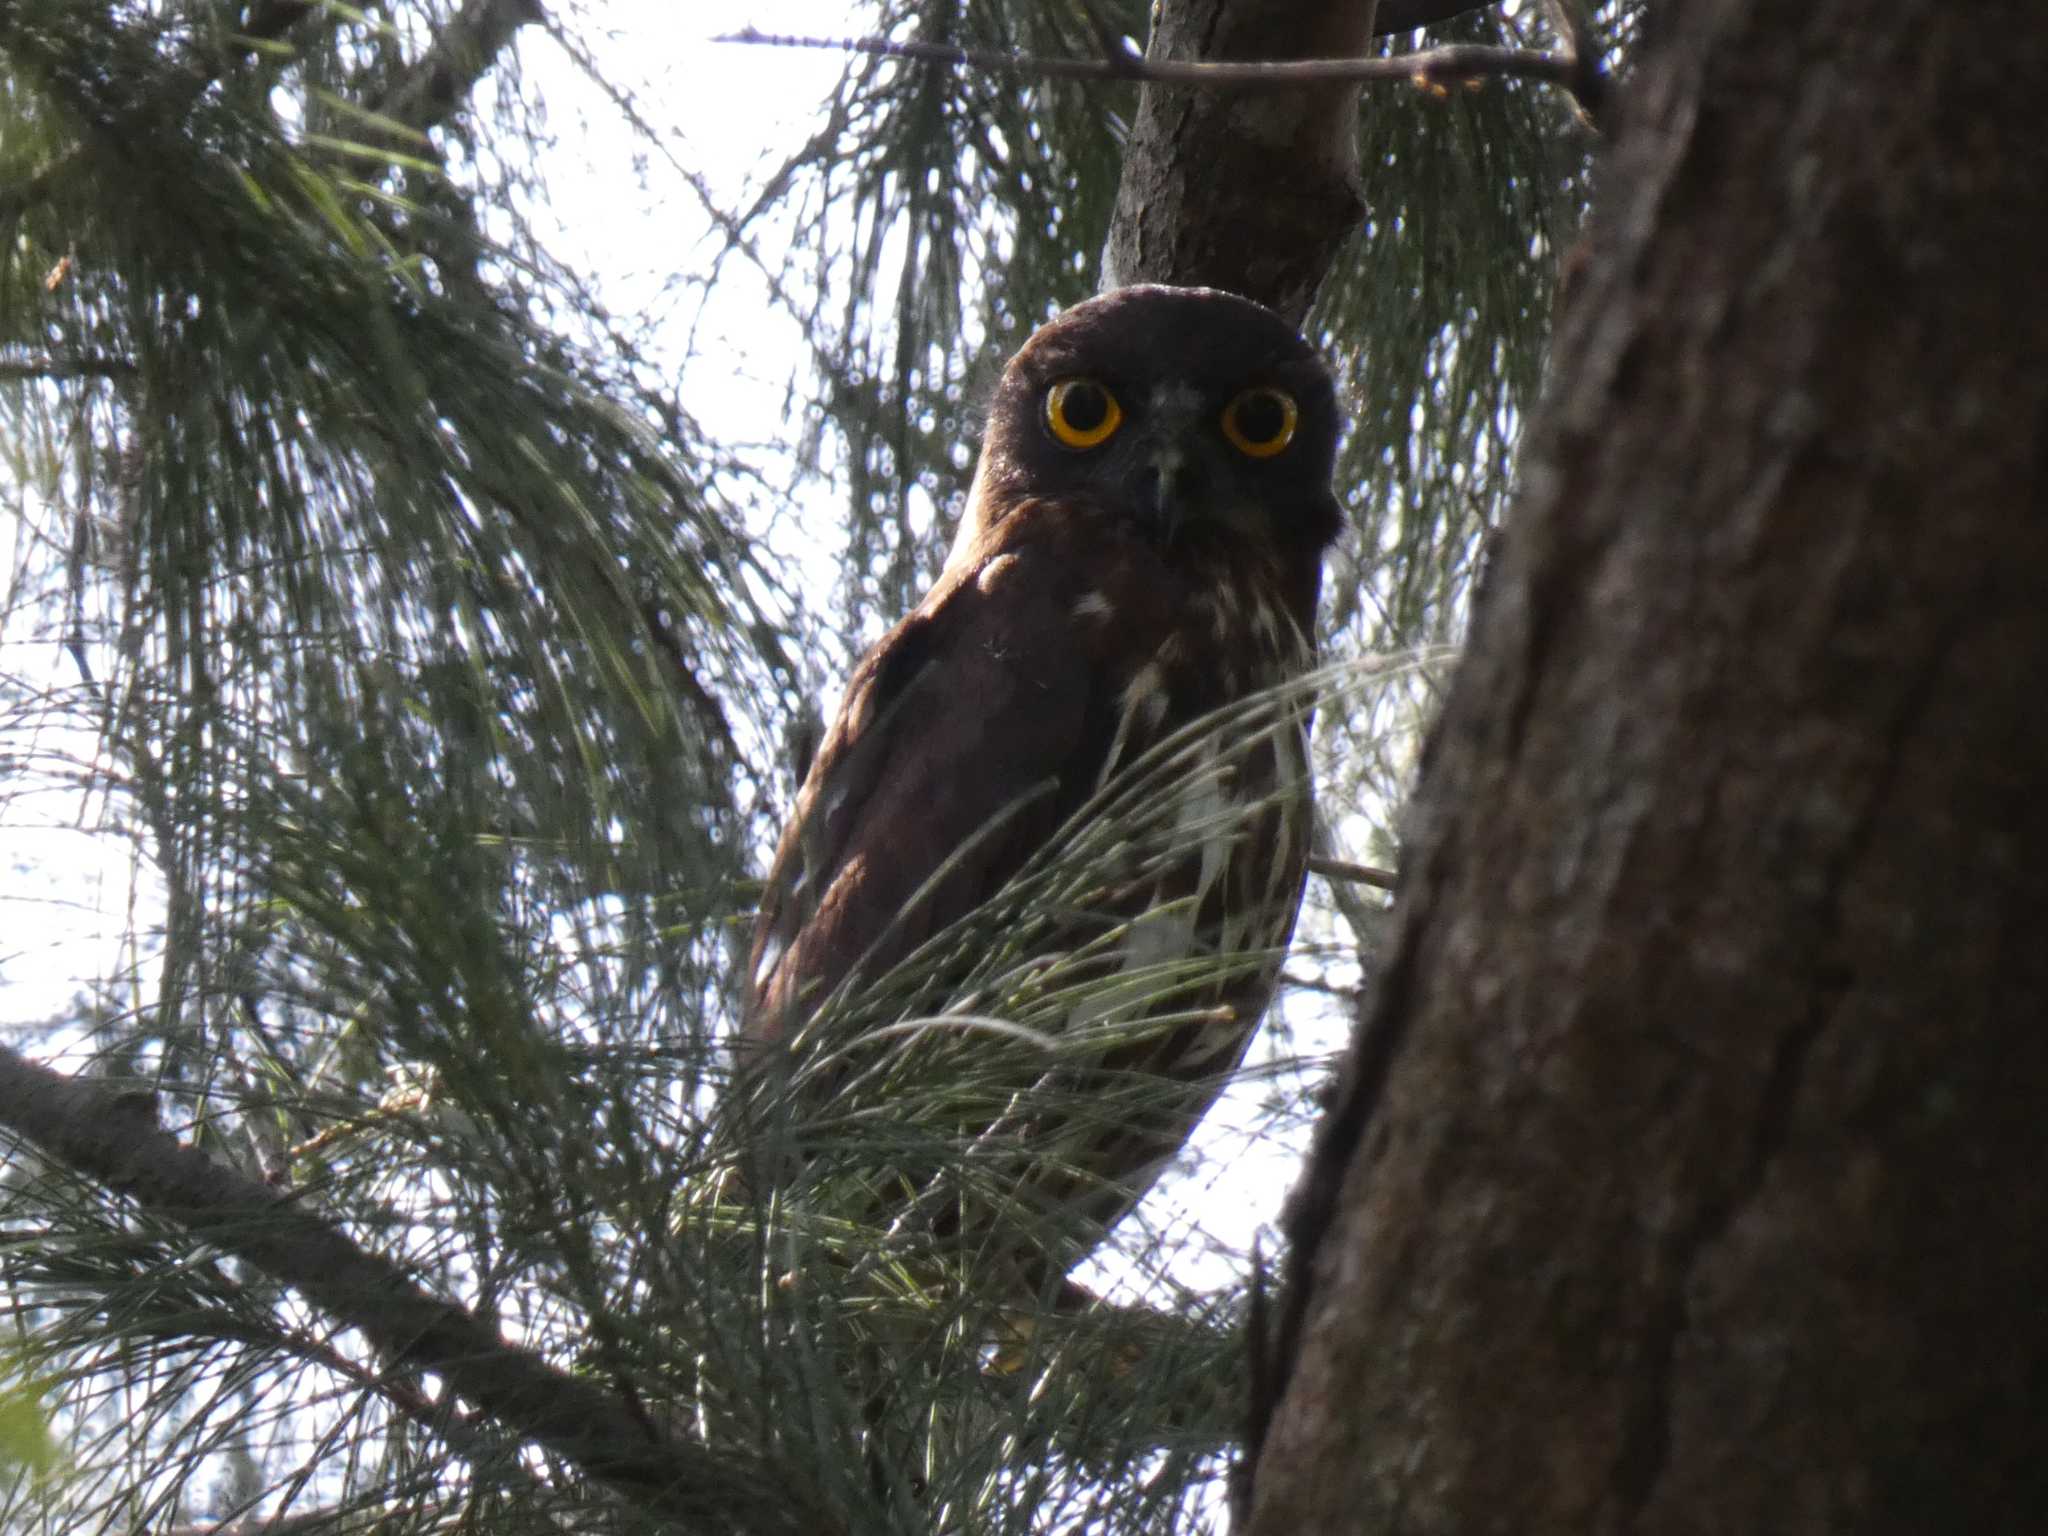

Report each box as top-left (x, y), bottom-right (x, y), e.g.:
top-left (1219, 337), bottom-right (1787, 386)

top-left (1136, 453), bottom-right (1178, 534)
top-left (1135, 441), bottom-right (1207, 544)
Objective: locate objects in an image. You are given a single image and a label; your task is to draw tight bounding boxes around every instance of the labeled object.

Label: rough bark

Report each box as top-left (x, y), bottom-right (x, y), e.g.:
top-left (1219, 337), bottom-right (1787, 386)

top-left (1247, 2), bottom-right (2048, 1531)
top-left (1103, 0), bottom-right (1381, 321)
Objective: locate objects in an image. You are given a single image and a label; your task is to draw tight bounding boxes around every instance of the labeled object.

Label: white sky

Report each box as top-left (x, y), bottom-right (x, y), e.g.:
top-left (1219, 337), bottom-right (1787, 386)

top-left (530, 3), bottom-right (859, 432)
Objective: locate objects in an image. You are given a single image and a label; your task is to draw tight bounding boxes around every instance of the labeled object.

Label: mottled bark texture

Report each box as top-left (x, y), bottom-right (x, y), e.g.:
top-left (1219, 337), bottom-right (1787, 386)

top-left (1103, 0), bottom-right (1380, 322)
top-left (1247, 2), bottom-right (2048, 1532)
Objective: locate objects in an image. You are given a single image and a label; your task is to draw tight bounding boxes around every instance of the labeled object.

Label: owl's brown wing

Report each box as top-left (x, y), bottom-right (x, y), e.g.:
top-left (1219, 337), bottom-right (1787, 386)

top-left (745, 523), bottom-right (1120, 1046)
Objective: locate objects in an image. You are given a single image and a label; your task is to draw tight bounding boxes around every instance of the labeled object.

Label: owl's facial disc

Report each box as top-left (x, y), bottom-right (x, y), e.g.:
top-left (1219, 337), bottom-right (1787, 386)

top-left (1037, 375), bottom-right (1229, 540)
top-left (975, 286), bottom-right (1342, 567)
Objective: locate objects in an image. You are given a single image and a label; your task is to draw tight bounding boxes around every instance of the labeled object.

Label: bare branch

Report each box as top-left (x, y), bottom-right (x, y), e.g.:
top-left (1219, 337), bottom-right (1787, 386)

top-left (0, 1045), bottom-right (819, 1536)
top-left (715, 26), bottom-right (1588, 101)
top-left (1307, 854), bottom-right (1398, 891)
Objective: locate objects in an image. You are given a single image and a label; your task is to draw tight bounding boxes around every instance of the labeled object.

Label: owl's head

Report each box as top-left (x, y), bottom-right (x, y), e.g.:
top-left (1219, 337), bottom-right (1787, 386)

top-left (955, 285), bottom-right (1344, 577)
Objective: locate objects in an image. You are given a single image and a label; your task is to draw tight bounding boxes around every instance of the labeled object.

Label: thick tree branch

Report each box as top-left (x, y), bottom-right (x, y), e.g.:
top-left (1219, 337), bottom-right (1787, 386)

top-left (1100, 0), bottom-right (1375, 320)
top-left (0, 1045), bottom-right (820, 1536)
top-left (371, 0), bottom-right (548, 139)
top-left (1306, 854), bottom-right (1398, 892)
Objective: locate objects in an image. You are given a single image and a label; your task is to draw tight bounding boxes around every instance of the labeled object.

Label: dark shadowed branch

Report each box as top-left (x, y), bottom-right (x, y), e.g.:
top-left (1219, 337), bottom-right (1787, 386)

top-left (371, 0), bottom-right (550, 138)
top-left (0, 1045), bottom-right (821, 1536)
top-left (1375, 0), bottom-right (1496, 31)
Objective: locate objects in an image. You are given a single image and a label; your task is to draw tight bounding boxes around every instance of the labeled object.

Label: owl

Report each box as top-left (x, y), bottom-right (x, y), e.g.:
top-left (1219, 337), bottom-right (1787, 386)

top-left (738, 284), bottom-right (1342, 1289)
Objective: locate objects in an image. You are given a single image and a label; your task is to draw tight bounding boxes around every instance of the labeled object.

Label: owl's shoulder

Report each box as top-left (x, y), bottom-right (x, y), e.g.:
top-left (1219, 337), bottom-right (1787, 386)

top-left (942, 496), bottom-right (1206, 633)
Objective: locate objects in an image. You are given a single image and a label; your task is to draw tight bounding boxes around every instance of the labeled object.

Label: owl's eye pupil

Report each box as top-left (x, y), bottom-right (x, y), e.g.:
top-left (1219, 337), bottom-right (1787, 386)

top-left (1045, 378), bottom-right (1123, 449)
top-left (1222, 387), bottom-right (1300, 458)
top-left (1236, 394), bottom-right (1285, 443)
top-left (1063, 384), bottom-right (1108, 432)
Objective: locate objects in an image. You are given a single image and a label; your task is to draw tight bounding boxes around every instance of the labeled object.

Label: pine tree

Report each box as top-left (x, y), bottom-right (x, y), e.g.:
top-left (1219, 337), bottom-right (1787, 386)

top-left (0, 2), bottom-right (1605, 1528)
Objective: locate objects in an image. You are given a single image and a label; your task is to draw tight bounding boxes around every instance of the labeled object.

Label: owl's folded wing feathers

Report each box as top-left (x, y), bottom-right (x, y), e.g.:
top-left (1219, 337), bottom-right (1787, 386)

top-left (744, 526), bottom-right (1124, 1047)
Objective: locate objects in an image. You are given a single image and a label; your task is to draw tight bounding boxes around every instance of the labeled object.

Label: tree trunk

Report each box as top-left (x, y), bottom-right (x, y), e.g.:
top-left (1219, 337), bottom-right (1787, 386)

top-left (1103, 0), bottom-right (1379, 320)
top-left (1246, 3), bottom-right (2048, 1532)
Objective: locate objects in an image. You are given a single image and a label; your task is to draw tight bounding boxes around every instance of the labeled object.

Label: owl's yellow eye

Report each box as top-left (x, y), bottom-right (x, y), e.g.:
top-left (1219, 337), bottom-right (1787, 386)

top-left (1044, 378), bottom-right (1123, 450)
top-left (1221, 387), bottom-right (1298, 458)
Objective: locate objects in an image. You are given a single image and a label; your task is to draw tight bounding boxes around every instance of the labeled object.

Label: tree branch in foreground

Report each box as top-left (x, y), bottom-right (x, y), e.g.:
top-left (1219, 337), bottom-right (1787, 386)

top-left (715, 26), bottom-right (1603, 118)
top-left (1306, 854), bottom-right (1398, 892)
top-left (0, 1045), bottom-right (818, 1536)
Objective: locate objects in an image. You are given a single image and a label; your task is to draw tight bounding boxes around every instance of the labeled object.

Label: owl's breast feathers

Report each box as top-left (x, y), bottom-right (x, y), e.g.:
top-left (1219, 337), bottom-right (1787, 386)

top-left (745, 496), bottom-right (1316, 1077)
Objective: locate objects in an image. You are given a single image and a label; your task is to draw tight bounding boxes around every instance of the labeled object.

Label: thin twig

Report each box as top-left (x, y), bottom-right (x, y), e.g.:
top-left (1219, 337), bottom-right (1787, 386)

top-left (717, 27), bottom-right (1587, 98)
top-left (1307, 854), bottom-right (1398, 892)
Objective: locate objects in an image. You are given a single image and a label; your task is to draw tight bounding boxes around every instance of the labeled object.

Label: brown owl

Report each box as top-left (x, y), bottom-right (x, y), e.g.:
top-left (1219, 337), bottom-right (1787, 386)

top-left (738, 284), bottom-right (1342, 1289)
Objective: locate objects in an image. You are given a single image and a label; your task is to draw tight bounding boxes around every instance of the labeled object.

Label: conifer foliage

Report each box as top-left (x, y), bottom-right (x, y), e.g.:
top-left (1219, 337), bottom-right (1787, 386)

top-left (0, 2), bottom-right (1613, 1529)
